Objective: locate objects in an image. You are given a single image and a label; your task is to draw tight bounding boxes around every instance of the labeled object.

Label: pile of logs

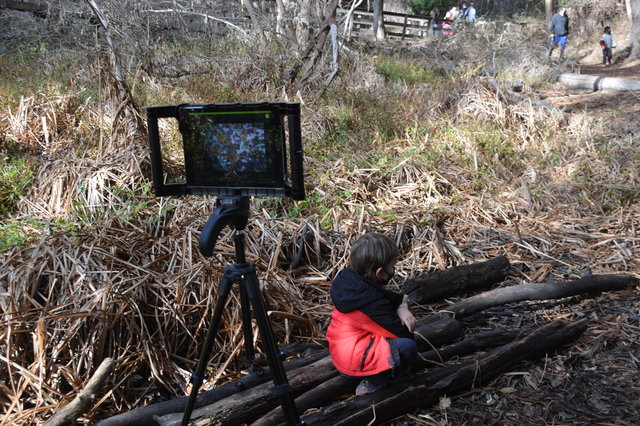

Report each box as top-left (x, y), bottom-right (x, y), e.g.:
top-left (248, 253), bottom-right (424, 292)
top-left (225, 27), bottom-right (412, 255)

top-left (85, 256), bottom-right (637, 425)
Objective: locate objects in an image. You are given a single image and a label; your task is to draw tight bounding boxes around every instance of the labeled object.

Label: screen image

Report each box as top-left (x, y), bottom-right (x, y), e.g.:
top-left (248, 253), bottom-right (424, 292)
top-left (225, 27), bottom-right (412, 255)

top-left (180, 106), bottom-right (284, 188)
top-left (203, 121), bottom-right (267, 174)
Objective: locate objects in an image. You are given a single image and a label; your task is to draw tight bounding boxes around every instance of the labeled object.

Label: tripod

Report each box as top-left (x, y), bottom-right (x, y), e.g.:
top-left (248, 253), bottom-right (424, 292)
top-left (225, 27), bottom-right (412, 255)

top-left (181, 197), bottom-right (302, 425)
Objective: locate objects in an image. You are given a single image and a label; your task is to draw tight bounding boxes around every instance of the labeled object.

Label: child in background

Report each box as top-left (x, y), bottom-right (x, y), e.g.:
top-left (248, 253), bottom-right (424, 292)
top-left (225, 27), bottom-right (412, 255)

top-left (600, 26), bottom-right (616, 66)
top-left (325, 233), bottom-right (417, 395)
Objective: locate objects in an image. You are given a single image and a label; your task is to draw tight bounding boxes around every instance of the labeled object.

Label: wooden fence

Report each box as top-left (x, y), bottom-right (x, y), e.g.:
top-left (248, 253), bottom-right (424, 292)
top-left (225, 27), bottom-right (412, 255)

top-left (339, 8), bottom-right (432, 40)
top-left (338, 8), bottom-right (479, 40)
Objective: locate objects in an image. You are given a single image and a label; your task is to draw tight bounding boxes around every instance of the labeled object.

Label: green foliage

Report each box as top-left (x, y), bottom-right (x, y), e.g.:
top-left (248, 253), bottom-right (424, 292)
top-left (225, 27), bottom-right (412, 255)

top-left (409, 0), bottom-right (454, 16)
top-left (0, 154), bottom-right (35, 217)
top-left (0, 219), bottom-right (31, 252)
top-left (0, 49), bottom-right (91, 109)
top-left (370, 56), bottom-right (444, 86)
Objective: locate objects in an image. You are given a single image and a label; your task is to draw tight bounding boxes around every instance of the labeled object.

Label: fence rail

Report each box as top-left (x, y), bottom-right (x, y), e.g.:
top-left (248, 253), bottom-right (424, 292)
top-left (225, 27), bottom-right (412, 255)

top-left (337, 8), bottom-right (477, 40)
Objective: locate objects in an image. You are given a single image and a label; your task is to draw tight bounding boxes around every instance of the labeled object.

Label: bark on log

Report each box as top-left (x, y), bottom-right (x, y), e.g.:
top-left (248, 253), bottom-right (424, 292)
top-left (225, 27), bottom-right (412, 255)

top-left (94, 349), bottom-right (327, 426)
top-left (156, 356), bottom-right (340, 425)
top-left (255, 328), bottom-right (520, 426)
top-left (403, 256), bottom-right (511, 303)
top-left (413, 316), bottom-right (463, 351)
top-left (254, 375), bottom-right (354, 426)
top-left (442, 274), bottom-right (638, 319)
top-left (300, 319), bottom-right (589, 425)
top-left (559, 73), bottom-right (640, 91)
top-left (414, 328), bottom-right (520, 368)
top-left (45, 358), bottom-right (116, 426)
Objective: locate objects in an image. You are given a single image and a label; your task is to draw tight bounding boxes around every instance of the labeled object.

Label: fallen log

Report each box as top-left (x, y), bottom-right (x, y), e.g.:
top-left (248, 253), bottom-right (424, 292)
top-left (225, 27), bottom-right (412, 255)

top-left (414, 328), bottom-right (520, 368)
top-left (403, 256), bottom-right (510, 303)
top-left (94, 349), bottom-right (327, 426)
top-left (559, 72), bottom-right (640, 91)
top-left (255, 328), bottom-right (521, 426)
top-left (253, 375), bottom-right (354, 426)
top-left (442, 274), bottom-right (638, 319)
top-left (97, 316), bottom-right (462, 425)
top-left (152, 317), bottom-right (463, 426)
top-left (413, 316), bottom-right (463, 351)
top-left (155, 356), bottom-right (340, 425)
top-left (299, 319), bottom-right (589, 425)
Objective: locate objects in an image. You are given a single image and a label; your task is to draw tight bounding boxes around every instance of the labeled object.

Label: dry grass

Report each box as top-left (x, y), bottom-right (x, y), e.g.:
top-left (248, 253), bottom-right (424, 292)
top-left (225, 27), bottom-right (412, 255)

top-left (1, 3), bottom-right (639, 425)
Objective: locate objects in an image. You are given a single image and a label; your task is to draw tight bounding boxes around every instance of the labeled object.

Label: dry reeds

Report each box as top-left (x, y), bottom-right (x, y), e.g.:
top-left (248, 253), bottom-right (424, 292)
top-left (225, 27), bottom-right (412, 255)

top-left (1, 6), bottom-right (639, 425)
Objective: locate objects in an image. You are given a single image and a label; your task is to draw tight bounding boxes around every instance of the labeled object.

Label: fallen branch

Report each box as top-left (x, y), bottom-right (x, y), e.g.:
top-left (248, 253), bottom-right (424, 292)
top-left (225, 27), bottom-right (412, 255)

top-left (442, 274), bottom-right (638, 319)
top-left (155, 356), bottom-right (340, 425)
top-left (45, 358), bottom-right (116, 426)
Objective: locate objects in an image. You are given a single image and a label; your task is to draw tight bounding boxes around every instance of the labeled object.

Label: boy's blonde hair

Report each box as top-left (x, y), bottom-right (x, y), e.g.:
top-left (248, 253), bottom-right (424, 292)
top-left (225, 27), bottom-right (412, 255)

top-left (349, 233), bottom-right (398, 280)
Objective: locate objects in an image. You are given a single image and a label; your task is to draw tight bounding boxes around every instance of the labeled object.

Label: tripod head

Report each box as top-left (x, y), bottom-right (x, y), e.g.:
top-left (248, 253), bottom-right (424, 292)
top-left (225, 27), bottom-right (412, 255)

top-left (199, 196), bottom-right (250, 257)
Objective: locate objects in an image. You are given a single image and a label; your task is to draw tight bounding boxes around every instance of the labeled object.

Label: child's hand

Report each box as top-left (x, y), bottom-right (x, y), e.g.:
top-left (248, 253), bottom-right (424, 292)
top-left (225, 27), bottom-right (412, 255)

top-left (397, 295), bottom-right (416, 333)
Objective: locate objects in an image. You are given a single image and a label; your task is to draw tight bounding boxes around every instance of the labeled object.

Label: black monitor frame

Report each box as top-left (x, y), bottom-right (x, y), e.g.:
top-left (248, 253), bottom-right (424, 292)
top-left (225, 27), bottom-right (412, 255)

top-left (146, 102), bottom-right (305, 200)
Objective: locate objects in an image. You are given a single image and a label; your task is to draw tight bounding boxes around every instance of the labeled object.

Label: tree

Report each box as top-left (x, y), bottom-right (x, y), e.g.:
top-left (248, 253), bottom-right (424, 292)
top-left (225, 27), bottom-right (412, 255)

top-left (372, 0), bottom-right (385, 40)
top-left (545, 0), bottom-right (553, 24)
top-left (630, 0), bottom-right (640, 59)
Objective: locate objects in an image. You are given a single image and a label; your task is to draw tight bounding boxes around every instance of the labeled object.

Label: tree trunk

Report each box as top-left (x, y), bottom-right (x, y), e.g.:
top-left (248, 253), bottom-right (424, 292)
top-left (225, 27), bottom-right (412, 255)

top-left (299, 319), bottom-right (589, 425)
top-left (630, 0), bottom-right (640, 59)
top-left (414, 328), bottom-right (520, 368)
top-left (372, 0), bottom-right (385, 40)
top-left (291, 0), bottom-right (339, 89)
top-left (545, 0), bottom-right (553, 24)
top-left (403, 256), bottom-right (510, 304)
top-left (155, 356), bottom-right (340, 425)
top-left (443, 274), bottom-right (638, 319)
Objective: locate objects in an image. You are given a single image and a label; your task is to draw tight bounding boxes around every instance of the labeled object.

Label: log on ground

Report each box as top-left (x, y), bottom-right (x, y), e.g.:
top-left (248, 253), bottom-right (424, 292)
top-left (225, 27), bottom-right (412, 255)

top-left (255, 328), bottom-right (521, 426)
top-left (299, 319), bottom-right (588, 425)
top-left (559, 73), bottom-right (640, 91)
top-left (403, 256), bottom-right (510, 303)
top-left (443, 274), bottom-right (638, 319)
top-left (155, 356), bottom-right (340, 425)
top-left (94, 349), bottom-right (327, 426)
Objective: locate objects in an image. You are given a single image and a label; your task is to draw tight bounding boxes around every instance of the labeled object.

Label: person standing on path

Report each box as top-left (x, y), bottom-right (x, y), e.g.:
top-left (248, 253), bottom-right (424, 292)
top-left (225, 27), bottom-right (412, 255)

top-left (548, 6), bottom-right (569, 58)
top-left (600, 26), bottom-right (616, 66)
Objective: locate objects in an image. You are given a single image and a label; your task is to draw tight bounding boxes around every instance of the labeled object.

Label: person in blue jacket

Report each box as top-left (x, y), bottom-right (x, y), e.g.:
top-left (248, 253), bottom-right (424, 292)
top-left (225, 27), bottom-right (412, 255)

top-left (548, 6), bottom-right (569, 58)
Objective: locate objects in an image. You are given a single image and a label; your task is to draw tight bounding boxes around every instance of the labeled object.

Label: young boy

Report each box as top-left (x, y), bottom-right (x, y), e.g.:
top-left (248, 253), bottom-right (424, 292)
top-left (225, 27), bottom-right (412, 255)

top-left (600, 26), bottom-right (616, 66)
top-left (326, 233), bottom-right (417, 395)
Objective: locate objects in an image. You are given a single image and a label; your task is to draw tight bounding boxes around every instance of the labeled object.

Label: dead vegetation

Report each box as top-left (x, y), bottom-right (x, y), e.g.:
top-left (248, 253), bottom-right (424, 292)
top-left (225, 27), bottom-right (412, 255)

top-left (1, 1), bottom-right (639, 425)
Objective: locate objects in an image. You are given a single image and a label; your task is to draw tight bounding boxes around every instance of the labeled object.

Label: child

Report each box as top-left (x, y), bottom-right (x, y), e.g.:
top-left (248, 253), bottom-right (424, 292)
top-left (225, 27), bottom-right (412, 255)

top-left (325, 233), bottom-right (417, 395)
top-left (600, 26), bottom-right (616, 66)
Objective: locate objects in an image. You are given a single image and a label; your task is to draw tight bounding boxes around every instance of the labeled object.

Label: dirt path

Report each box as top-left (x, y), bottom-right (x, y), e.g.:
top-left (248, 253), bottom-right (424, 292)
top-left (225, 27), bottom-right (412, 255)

top-left (579, 59), bottom-right (640, 78)
top-left (537, 59), bottom-right (640, 132)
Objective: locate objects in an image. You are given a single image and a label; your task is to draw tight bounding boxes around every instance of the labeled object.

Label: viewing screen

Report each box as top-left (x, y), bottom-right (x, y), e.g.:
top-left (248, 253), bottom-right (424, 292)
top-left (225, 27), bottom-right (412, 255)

top-left (179, 106), bottom-right (285, 188)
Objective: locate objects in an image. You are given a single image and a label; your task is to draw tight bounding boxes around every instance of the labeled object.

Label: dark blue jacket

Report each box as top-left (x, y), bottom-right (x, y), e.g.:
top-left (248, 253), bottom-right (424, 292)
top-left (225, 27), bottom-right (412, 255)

top-left (330, 268), bottom-right (412, 338)
top-left (549, 13), bottom-right (569, 36)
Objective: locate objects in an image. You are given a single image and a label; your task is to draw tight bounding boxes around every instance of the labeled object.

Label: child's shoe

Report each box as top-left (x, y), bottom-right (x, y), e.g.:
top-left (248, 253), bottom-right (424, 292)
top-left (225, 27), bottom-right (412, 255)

top-left (355, 379), bottom-right (387, 396)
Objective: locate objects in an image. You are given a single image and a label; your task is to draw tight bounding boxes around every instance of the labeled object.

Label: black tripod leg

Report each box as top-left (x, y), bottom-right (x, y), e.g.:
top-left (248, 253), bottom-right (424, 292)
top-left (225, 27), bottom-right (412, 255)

top-left (181, 271), bottom-right (234, 426)
top-left (239, 280), bottom-right (256, 365)
top-left (244, 272), bottom-right (302, 425)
